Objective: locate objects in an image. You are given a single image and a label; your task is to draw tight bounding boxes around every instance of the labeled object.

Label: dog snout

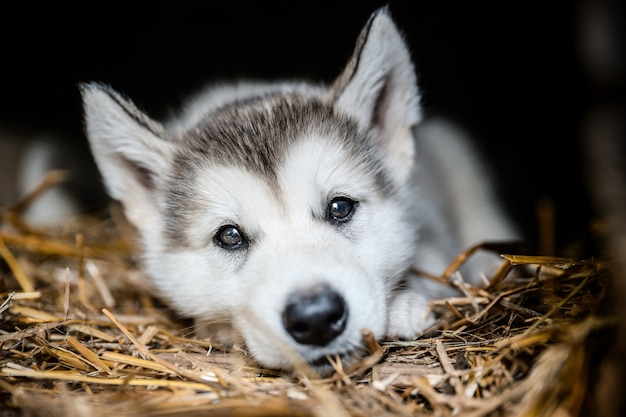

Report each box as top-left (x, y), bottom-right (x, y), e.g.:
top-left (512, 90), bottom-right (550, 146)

top-left (282, 284), bottom-right (348, 346)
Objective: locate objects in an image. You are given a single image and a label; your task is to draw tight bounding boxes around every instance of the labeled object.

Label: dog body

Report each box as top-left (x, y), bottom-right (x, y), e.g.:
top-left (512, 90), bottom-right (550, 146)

top-left (81, 9), bottom-right (517, 374)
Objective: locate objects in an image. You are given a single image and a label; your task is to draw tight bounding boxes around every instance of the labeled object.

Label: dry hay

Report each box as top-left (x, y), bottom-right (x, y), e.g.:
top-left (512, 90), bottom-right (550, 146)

top-left (0, 173), bottom-right (615, 417)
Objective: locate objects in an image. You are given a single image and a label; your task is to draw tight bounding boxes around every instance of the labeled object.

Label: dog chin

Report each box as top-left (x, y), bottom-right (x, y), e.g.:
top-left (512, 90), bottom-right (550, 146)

top-left (255, 346), bottom-right (364, 377)
top-left (305, 348), bottom-right (364, 377)
top-left (241, 328), bottom-right (367, 377)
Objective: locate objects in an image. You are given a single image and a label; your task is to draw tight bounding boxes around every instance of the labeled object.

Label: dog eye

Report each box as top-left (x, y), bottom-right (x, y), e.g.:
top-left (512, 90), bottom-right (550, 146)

top-left (328, 197), bottom-right (357, 223)
top-left (214, 225), bottom-right (248, 250)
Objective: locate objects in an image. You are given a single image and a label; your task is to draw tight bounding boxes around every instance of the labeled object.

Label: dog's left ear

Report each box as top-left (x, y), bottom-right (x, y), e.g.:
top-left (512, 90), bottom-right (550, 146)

top-left (333, 8), bottom-right (421, 183)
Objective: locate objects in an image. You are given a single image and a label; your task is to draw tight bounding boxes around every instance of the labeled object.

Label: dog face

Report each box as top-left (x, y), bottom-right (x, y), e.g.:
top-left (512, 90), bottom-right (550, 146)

top-left (82, 8), bottom-right (425, 374)
top-left (171, 131), bottom-right (417, 370)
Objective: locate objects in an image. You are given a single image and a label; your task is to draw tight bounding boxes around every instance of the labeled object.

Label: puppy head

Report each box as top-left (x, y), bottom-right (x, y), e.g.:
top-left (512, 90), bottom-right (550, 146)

top-left (81, 7), bottom-right (422, 374)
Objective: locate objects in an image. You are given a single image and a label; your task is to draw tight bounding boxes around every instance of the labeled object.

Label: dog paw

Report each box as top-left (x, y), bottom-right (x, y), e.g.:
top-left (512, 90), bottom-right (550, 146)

top-left (385, 290), bottom-right (435, 339)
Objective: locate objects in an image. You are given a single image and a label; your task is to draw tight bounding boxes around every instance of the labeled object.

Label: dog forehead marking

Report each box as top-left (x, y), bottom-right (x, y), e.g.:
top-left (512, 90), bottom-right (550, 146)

top-left (177, 94), bottom-right (358, 179)
top-left (164, 94), bottom-right (394, 246)
top-left (172, 134), bottom-right (386, 248)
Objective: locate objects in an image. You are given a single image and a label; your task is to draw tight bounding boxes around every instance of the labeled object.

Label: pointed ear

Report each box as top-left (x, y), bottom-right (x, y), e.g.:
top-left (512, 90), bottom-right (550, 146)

top-left (80, 83), bottom-right (175, 228)
top-left (333, 8), bottom-right (421, 182)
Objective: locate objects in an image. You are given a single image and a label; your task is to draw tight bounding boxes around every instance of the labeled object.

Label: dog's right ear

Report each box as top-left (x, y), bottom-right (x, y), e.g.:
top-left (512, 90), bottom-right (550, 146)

top-left (80, 83), bottom-right (175, 228)
top-left (333, 8), bottom-right (421, 185)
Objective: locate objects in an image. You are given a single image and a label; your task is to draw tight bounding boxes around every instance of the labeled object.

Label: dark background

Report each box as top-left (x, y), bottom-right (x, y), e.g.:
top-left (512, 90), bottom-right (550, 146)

top-left (1, 1), bottom-right (621, 256)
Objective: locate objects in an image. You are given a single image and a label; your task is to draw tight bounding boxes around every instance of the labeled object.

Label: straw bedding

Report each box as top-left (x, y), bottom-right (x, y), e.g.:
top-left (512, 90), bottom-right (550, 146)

top-left (0, 174), bottom-right (615, 417)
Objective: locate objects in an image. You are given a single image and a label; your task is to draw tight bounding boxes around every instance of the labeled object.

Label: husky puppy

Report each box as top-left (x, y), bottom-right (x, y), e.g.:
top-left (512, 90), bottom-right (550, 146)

top-left (81, 8), bottom-right (517, 374)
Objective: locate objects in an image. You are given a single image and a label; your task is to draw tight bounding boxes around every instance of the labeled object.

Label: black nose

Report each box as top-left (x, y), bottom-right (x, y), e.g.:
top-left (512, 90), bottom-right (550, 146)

top-left (282, 285), bottom-right (348, 346)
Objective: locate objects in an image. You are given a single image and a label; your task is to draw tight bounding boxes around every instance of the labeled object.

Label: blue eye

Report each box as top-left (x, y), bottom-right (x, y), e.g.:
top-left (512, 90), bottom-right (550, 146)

top-left (214, 225), bottom-right (248, 250)
top-left (328, 197), bottom-right (357, 223)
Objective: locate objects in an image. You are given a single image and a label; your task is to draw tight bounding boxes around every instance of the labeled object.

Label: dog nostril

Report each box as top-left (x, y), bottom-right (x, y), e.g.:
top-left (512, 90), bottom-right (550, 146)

top-left (282, 286), bottom-right (348, 346)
